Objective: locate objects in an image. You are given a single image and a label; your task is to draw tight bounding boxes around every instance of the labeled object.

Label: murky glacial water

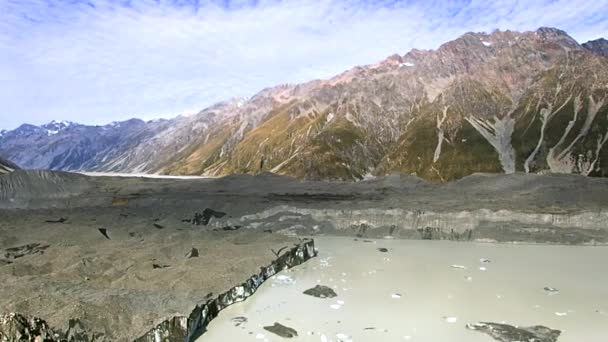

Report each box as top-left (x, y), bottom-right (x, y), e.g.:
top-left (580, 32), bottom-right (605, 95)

top-left (200, 237), bottom-right (608, 342)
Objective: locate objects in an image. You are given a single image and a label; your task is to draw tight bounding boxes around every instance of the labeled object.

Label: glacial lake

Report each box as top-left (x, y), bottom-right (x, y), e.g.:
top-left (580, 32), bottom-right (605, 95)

top-left (200, 237), bottom-right (608, 342)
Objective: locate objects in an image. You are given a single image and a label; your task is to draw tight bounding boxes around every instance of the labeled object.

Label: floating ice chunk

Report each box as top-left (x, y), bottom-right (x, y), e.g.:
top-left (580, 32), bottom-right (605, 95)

top-left (444, 316), bottom-right (458, 323)
top-left (465, 276), bottom-right (473, 281)
top-left (403, 336), bottom-right (412, 340)
top-left (255, 333), bottom-right (265, 339)
top-left (555, 312), bottom-right (568, 316)
top-left (451, 265), bottom-right (466, 270)
top-left (321, 335), bottom-right (328, 342)
top-left (319, 258), bottom-right (332, 268)
top-left (337, 300), bottom-right (345, 305)
top-left (330, 304), bottom-right (342, 310)
top-left (479, 266), bottom-right (487, 271)
top-left (273, 274), bottom-right (295, 286)
top-left (336, 333), bottom-right (349, 339)
top-left (391, 293), bottom-right (402, 299)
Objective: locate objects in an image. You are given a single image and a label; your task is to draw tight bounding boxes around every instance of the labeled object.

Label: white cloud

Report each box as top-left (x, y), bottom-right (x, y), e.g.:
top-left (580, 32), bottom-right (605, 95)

top-left (0, 0), bottom-right (607, 129)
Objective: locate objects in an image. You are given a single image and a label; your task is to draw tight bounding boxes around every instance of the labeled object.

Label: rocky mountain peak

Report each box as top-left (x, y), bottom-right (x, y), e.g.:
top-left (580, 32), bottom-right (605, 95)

top-left (534, 26), bottom-right (581, 49)
top-left (583, 38), bottom-right (608, 56)
top-left (41, 120), bottom-right (74, 135)
top-left (536, 26), bottom-right (569, 37)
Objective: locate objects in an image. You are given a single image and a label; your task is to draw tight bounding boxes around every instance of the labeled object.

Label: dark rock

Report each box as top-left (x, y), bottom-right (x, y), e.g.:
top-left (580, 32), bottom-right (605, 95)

top-left (355, 223), bottom-right (369, 238)
top-left (152, 263), bottom-right (170, 269)
top-left (4, 243), bottom-right (50, 259)
top-left (64, 318), bottom-right (105, 341)
top-left (45, 217), bottom-right (67, 223)
top-left (231, 317), bottom-right (247, 327)
top-left (388, 225), bottom-right (397, 236)
top-left (466, 322), bottom-right (561, 342)
top-left (544, 287), bottom-right (559, 294)
top-left (153, 223), bottom-right (164, 229)
top-left (0, 313), bottom-right (59, 341)
top-left (192, 208), bottom-right (227, 226)
top-left (128, 232), bottom-right (136, 237)
top-left (215, 225), bottom-right (241, 231)
top-left (98, 228), bottom-right (110, 240)
top-left (303, 285), bottom-right (337, 298)
top-left (377, 247), bottom-right (388, 253)
top-left (263, 322), bottom-right (298, 338)
top-left (271, 246), bottom-right (288, 258)
top-left (0, 259), bottom-right (13, 266)
top-left (186, 248), bottom-right (199, 258)
top-left (119, 213), bottom-right (129, 218)
top-left (263, 229), bottom-right (273, 233)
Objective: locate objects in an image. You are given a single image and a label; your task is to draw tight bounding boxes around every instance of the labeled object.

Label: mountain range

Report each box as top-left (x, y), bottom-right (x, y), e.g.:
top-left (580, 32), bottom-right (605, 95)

top-left (1, 27), bottom-right (607, 182)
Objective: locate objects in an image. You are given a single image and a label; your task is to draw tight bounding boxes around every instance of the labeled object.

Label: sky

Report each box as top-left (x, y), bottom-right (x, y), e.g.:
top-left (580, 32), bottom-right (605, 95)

top-left (1, 0), bottom-right (607, 130)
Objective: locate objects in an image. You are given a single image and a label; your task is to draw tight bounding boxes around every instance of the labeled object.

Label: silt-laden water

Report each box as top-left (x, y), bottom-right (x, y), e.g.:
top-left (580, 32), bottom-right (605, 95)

top-left (200, 237), bottom-right (608, 341)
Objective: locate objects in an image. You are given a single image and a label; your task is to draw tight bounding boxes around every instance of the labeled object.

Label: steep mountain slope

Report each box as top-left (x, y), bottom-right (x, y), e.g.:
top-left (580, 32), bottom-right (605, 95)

top-left (0, 156), bottom-right (19, 174)
top-left (162, 27), bottom-right (608, 181)
top-left (1, 27), bottom-right (607, 182)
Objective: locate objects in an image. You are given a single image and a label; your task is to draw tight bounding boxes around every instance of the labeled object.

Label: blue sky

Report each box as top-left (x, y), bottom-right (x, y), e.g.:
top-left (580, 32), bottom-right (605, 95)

top-left (1, 0), bottom-right (607, 130)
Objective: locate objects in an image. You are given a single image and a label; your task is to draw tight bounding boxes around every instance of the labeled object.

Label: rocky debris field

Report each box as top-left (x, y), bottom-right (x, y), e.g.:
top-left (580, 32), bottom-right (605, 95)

top-left (1, 170), bottom-right (608, 341)
top-left (0, 203), bottom-right (313, 341)
top-left (2, 170), bottom-right (608, 244)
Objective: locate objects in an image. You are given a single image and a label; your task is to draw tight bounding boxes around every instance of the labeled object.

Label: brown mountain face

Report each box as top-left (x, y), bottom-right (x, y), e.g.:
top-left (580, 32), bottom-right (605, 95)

top-left (1, 27), bottom-right (606, 182)
top-left (159, 27), bottom-right (608, 182)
